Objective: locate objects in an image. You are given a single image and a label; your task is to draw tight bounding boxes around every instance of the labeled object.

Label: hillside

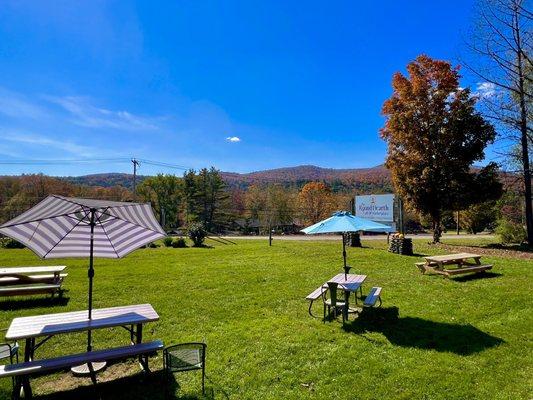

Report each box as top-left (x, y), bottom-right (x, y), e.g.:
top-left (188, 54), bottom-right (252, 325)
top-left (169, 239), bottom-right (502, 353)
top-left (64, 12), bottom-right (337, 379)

top-left (62, 165), bottom-right (393, 193)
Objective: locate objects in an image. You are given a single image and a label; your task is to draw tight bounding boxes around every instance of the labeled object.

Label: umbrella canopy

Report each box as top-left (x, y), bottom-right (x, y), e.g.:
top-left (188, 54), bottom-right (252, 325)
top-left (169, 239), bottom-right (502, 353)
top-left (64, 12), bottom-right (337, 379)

top-left (301, 211), bottom-right (393, 274)
top-left (0, 195), bottom-right (165, 355)
top-left (0, 195), bottom-right (165, 259)
top-left (301, 211), bottom-right (393, 235)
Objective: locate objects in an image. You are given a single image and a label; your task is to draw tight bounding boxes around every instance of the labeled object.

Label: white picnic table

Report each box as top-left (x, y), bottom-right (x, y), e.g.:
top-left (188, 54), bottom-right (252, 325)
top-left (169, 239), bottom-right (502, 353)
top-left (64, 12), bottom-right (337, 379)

top-left (6, 303), bottom-right (159, 362)
top-left (0, 266), bottom-right (66, 280)
top-left (327, 273), bottom-right (367, 320)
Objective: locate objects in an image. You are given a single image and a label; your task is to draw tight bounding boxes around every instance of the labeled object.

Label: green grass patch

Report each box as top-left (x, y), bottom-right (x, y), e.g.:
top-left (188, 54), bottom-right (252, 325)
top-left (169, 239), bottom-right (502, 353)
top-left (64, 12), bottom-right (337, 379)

top-left (0, 239), bottom-right (531, 399)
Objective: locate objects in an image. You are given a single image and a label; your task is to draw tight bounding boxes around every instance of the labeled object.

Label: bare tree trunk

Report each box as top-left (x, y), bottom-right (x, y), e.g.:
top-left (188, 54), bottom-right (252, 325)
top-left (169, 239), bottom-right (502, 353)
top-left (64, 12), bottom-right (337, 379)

top-left (515, 19), bottom-right (533, 244)
top-left (463, 0), bottom-right (532, 243)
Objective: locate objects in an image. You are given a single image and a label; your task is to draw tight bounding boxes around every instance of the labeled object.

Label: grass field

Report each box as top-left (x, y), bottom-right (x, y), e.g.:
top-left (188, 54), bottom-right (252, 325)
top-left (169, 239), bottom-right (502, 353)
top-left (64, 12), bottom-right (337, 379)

top-left (0, 238), bottom-right (531, 399)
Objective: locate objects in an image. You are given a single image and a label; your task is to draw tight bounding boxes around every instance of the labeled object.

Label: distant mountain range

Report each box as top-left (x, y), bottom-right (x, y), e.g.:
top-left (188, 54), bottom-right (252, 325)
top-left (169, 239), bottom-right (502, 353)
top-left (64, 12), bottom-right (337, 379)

top-left (63, 164), bottom-right (393, 192)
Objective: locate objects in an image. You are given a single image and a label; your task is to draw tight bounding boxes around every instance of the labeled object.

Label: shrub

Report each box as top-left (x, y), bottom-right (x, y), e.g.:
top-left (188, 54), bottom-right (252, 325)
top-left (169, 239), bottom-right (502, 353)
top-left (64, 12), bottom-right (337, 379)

top-left (162, 237), bottom-right (174, 247)
top-left (495, 219), bottom-right (526, 244)
top-left (171, 237), bottom-right (187, 248)
top-left (147, 242), bottom-right (159, 248)
top-left (188, 222), bottom-right (207, 247)
top-left (0, 238), bottom-right (25, 249)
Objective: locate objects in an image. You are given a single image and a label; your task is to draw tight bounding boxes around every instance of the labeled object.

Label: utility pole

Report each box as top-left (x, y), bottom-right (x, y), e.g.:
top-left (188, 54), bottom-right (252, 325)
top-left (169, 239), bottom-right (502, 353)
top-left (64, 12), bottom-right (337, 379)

top-left (131, 158), bottom-right (140, 201)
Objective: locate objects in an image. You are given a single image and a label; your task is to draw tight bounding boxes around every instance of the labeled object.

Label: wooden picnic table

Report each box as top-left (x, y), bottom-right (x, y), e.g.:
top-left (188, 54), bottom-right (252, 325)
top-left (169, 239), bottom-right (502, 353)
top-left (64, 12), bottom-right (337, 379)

top-left (6, 303), bottom-right (159, 363)
top-left (418, 253), bottom-right (492, 277)
top-left (327, 273), bottom-right (367, 321)
top-left (424, 253), bottom-right (481, 268)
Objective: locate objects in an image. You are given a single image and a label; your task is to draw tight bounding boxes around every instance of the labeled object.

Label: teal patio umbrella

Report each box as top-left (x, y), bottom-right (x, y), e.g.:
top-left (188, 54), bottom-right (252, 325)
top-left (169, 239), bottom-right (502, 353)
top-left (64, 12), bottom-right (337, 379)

top-left (301, 211), bottom-right (393, 276)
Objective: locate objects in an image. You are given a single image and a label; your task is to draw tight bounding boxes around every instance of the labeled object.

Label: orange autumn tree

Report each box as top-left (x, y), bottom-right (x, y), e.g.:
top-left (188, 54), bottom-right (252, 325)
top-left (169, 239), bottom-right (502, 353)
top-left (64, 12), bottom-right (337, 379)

top-left (298, 182), bottom-right (335, 224)
top-left (380, 55), bottom-right (502, 243)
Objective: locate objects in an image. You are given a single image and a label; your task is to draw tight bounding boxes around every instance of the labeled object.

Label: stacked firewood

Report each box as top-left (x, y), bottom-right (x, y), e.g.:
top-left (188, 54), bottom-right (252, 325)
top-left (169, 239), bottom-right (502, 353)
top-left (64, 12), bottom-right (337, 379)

top-left (388, 234), bottom-right (413, 255)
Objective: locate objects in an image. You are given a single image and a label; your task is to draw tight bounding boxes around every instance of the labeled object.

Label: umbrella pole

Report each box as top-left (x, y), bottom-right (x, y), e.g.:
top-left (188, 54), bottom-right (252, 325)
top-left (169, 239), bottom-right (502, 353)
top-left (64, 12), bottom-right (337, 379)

top-left (87, 208), bottom-right (95, 352)
top-left (342, 233), bottom-right (347, 279)
top-left (72, 208), bottom-right (105, 378)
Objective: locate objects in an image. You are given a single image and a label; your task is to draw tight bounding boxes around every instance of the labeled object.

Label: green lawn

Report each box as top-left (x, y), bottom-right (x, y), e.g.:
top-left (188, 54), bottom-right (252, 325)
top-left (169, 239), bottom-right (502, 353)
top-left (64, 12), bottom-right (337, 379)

top-left (0, 239), bottom-right (531, 399)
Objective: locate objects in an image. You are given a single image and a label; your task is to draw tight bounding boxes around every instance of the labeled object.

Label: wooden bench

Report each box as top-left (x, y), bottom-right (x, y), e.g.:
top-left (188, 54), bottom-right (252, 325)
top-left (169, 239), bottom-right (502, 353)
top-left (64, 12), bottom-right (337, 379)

top-left (444, 264), bottom-right (492, 276)
top-left (415, 262), bottom-right (440, 273)
top-left (0, 284), bottom-right (63, 298)
top-left (1, 340), bottom-right (164, 399)
top-left (363, 287), bottom-right (382, 308)
top-left (306, 285), bottom-right (327, 317)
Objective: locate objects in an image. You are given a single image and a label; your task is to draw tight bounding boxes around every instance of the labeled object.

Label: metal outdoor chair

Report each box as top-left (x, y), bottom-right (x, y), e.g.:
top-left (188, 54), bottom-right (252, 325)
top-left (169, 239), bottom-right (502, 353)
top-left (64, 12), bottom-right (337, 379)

top-left (0, 329), bottom-right (19, 390)
top-left (321, 282), bottom-right (346, 323)
top-left (163, 342), bottom-right (206, 395)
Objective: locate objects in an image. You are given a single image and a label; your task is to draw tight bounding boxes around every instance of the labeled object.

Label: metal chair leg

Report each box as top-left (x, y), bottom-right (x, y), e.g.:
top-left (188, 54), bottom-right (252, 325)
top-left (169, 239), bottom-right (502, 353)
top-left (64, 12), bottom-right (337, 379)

top-left (202, 366), bottom-right (205, 394)
top-left (12, 376), bottom-right (21, 400)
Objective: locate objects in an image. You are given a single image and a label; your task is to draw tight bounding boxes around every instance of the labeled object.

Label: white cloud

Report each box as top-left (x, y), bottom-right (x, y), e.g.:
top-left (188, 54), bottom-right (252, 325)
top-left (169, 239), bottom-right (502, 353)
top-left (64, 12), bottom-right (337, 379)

top-left (44, 95), bottom-right (160, 131)
top-left (226, 136), bottom-right (241, 142)
top-left (475, 82), bottom-right (497, 98)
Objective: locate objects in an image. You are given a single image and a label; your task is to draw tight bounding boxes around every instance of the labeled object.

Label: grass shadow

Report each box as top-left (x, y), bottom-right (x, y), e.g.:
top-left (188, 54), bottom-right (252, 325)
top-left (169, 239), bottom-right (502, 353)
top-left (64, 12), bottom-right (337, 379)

top-left (450, 271), bottom-right (503, 282)
top-left (33, 370), bottom-right (220, 400)
top-left (342, 307), bottom-right (503, 355)
top-left (443, 242), bottom-right (533, 253)
top-left (0, 295), bottom-right (70, 311)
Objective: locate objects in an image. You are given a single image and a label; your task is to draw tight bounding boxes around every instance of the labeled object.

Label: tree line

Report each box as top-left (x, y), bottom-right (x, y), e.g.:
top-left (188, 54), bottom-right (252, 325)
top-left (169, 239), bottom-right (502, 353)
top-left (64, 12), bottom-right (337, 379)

top-left (0, 169), bottom-right (523, 242)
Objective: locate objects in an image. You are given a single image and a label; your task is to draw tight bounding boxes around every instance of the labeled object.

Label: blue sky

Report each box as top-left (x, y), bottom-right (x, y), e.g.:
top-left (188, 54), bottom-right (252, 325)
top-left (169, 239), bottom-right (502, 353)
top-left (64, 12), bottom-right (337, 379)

top-left (0, 0), bottom-right (495, 176)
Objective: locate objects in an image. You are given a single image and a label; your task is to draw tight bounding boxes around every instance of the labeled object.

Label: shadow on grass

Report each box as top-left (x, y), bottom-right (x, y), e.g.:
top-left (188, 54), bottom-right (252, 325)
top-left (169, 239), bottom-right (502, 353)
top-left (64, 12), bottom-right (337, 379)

top-left (31, 370), bottom-right (225, 400)
top-left (444, 241), bottom-right (533, 253)
top-left (343, 307), bottom-right (503, 355)
top-left (450, 271), bottom-right (503, 282)
top-left (0, 295), bottom-right (69, 311)
top-left (400, 252), bottom-right (428, 258)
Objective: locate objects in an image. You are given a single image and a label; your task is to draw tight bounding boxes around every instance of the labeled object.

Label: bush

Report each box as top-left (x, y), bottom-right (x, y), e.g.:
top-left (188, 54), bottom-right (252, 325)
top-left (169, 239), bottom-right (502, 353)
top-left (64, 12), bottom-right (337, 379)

top-left (495, 219), bottom-right (526, 244)
top-left (188, 222), bottom-right (207, 247)
top-left (0, 238), bottom-right (25, 249)
top-left (162, 237), bottom-right (174, 247)
top-left (147, 242), bottom-right (159, 248)
top-left (171, 237), bottom-right (187, 248)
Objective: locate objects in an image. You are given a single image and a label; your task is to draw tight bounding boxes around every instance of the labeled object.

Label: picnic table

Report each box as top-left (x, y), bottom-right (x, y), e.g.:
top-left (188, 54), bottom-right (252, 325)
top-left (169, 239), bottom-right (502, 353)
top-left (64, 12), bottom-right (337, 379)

top-left (6, 303), bottom-right (159, 363)
top-left (0, 266), bottom-right (67, 297)
top-left (0, 266), bottom-right (66, 281)
top-left (328, 273), bottom-right (367, 321)
top-left (417, 253), bottom-right (492, 277)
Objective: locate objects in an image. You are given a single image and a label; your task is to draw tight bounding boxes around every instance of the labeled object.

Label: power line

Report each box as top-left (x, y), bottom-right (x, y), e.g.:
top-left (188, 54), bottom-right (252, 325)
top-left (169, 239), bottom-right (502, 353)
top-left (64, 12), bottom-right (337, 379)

top-left (0, 157), bottom-right (193, 170)
top-left (136, 159), bottom-right (191, 171)
top-left (0, 158), bottom-right (131, 165)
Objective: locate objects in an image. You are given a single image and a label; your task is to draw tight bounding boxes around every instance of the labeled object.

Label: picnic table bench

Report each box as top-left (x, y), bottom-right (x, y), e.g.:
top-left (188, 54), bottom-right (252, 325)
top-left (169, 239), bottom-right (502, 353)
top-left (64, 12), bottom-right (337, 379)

top-left (0, 266), bottom-right (67, 298)
top-left (3, 341), bottom-right (164, 399)
top-left (416, 253), bottom-right (492, 278)
top-left (363, 287), bottom-right (382, 308)
top-left (306, 274), bottom-right (367, 318)
top-left (3, 303), bottom-right (161, 399)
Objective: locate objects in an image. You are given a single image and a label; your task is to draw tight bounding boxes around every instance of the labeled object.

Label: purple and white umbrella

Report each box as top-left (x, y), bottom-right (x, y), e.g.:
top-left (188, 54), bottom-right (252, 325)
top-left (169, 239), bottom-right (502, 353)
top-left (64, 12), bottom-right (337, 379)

top-left (0, 195), bottom-right (165, 354)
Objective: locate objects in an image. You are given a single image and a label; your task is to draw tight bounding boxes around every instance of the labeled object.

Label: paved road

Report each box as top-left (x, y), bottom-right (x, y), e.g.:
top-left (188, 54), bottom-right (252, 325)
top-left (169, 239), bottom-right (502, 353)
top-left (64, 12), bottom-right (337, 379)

top-left (215, 234), bottom-right (496, 241)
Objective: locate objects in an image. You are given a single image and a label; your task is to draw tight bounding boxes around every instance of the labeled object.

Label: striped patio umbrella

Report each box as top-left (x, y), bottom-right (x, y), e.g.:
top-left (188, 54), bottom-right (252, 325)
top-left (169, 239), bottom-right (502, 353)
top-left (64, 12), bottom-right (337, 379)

top-left (0, 195), bottom-right (166, 355)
